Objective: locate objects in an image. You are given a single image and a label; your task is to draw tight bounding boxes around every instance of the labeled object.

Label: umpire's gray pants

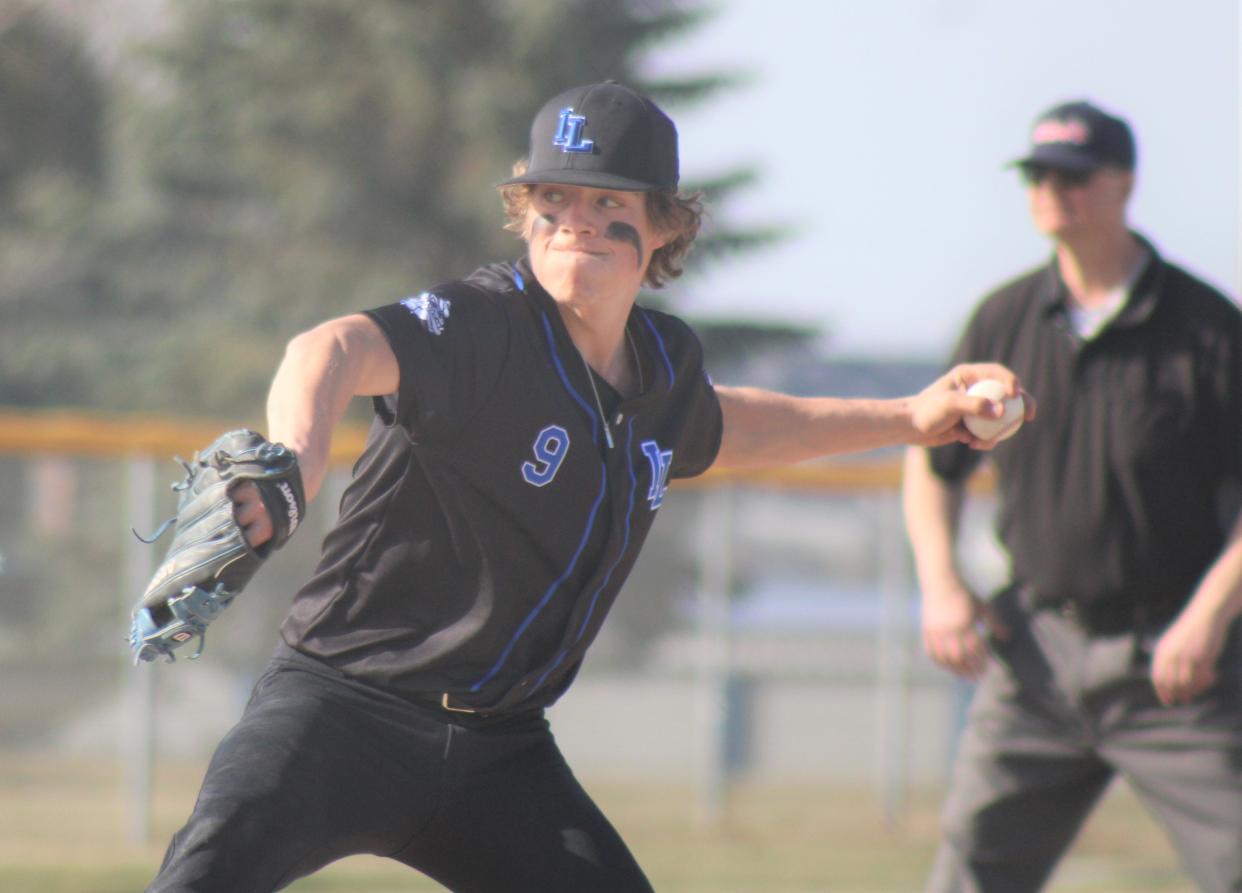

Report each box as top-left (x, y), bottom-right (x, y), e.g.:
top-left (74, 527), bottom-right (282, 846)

top-left (926, 591), bottom-right (1242, 893)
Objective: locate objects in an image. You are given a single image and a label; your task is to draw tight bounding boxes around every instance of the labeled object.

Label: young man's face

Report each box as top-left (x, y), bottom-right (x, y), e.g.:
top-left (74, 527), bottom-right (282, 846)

top-left (1023, 165), bottom-right (1133, 240)
top-left (524, 183), bottom-right (668, 305)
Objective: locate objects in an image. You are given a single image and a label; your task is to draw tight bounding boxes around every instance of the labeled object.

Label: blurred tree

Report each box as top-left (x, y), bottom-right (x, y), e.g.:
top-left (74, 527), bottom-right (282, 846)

top-left (0, 0), bottom-right (783, 415)
top-left (0, 9), bottom-right (105, 197)
top-left (695, 320), bottom-right (819, 373)
top-left (0, 8), bottom-right (114, 407)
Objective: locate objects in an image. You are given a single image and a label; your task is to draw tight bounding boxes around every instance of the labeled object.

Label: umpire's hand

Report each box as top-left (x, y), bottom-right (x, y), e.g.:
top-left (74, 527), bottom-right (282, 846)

top-left (921, 582), bottom-right (1010, 680)
top-left (1151, 605), bottom-right (1226, 705)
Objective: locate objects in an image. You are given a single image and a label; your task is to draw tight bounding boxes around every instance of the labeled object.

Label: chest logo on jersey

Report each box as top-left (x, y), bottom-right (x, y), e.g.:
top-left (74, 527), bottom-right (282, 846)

top-left (400, 292), bottom-right (451, 335)
top-left (641, 440), bottom-right (673, 510)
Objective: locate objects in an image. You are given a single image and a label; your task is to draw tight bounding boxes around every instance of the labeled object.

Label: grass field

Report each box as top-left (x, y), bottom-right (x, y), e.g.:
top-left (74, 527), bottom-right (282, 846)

top-left (0, 756), bottom-right (1193, 892)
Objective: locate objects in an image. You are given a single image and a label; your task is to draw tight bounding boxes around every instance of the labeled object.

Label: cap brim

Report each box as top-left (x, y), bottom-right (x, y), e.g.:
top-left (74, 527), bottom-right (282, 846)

top-left (1008, 145), bottom-right (1100, 172)
top-left (497, 168), bottom-right (662, 192)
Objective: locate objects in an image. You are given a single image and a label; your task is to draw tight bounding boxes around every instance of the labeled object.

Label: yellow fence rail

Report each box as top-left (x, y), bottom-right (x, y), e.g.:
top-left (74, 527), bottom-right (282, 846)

top-left (0, 407), bottom-right (994, 492)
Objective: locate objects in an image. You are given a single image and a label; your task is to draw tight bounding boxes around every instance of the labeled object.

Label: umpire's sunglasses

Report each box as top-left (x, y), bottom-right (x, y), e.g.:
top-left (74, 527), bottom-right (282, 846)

top-left (1020, 164), bottom-right (1096, 188)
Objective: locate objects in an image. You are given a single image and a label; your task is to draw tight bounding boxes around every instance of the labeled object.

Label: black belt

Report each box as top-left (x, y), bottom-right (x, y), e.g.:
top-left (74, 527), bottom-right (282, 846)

top-left (437, 692), bottom-right (482, 715)
top-left (272, 643), bottom-right (498, 717)
top-left (411, 692), bottom-right (486, 715)
top-left (1016, 586), bottom-right (1152, 636)
top-left (415, 692), bottom-right (546, 721)
top-left (1040, 598), bottom-right (1137, 636)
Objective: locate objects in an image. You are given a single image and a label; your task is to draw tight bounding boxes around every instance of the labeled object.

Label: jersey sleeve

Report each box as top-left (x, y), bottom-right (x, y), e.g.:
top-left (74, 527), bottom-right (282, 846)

top-left (364, 286), bottom-right (510, 442)
top-left (671, 367), bottom-right (723, 479)
top-left (654, 314), bottom-right (722, 479)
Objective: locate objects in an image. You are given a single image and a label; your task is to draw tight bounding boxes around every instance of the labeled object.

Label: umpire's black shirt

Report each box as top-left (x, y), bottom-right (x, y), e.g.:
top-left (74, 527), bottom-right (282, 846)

top-left (281, 258), bottom-right (722, 713)
top-left (929, 235), bottom-right (1242, 625)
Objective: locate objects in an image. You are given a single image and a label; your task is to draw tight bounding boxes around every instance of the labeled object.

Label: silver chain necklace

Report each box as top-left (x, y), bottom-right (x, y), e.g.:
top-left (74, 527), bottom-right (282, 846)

top-left (577, 328), bottom-right (642, 451)
top-left (579, 351), bottom-right (615, 449)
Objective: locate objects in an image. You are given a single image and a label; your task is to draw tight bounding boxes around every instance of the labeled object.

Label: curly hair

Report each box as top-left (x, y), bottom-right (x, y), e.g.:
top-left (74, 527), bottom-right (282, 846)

top-left (499, 159), bottom-right (704, 289)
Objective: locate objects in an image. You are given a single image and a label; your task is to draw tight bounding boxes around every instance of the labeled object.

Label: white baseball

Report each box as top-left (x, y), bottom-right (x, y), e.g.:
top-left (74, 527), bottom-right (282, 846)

top-left (964, 379), bottom-right (1024, 442)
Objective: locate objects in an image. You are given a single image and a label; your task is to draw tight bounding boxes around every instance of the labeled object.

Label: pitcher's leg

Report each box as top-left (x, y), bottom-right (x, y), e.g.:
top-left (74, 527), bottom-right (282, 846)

top-left (148, 664), bottom-right (443, 892)
top-left (394, 714), bottom-right (653, 893)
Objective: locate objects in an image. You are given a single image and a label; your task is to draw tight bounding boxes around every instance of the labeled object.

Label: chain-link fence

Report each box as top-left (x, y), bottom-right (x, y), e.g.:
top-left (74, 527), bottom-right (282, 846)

top-left (0, 412), bottom-right (1008, 841)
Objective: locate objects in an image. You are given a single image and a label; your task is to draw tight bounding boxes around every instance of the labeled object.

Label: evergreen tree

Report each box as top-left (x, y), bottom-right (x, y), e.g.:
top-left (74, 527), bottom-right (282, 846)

top-left (0, 0), bottom-right (778, 415)
top-left (0, 10), bottom-right (112, 407)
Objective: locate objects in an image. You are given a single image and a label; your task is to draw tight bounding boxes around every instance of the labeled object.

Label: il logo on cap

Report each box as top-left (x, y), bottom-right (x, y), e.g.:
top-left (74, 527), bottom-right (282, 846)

top-left (553, 107), bottom-right (594, 153)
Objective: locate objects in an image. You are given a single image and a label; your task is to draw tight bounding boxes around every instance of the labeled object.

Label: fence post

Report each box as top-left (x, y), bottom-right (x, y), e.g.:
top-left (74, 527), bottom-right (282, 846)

top-left (874, 494), bottom-right (913, 828)
top-left (694, 485), bottom-right (734, 827)
top-left (122, 455), bottom-right (156, 843)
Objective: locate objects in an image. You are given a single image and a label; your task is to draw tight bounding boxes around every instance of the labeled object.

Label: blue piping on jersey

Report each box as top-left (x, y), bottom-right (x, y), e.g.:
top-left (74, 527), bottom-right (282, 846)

top-left (468, 312), bottom-right (608, 695)
top-left (469, 467), bottom-right (607, 694)
top-left (530, 416), bottom-right (641, 695)
top-left (638, 310), bottom-right (675, 387)
top-left (539, 314), bottom-right (600, 442)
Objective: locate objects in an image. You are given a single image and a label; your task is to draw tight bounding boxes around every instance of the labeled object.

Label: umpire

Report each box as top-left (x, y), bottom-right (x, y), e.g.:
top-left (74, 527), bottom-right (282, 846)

top-left (903, 100), bottom-right (1242, 892)
top-left (142, 82), bottom-right (1026, 893)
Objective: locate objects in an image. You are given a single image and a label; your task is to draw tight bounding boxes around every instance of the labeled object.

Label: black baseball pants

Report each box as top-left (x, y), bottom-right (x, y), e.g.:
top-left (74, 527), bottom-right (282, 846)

top-left (146, 644), bottom-right (654, 892)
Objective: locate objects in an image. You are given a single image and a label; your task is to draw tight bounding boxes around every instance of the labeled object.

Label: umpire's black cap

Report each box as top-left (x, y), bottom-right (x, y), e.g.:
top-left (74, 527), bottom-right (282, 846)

top-left (1012, 100), bottom-right (1137, 172)
top-left (499, 82), bottom-right (679, 192)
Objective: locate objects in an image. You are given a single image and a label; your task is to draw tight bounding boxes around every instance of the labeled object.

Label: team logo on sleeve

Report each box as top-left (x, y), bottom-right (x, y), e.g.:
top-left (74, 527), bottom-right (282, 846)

top-left (640, 440), bottom-right (673, 510)
top-left (400, 292), bottom-right (451, 335)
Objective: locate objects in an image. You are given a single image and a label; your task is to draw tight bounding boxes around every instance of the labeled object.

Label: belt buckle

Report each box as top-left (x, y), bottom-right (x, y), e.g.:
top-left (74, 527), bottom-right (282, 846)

top-left (440, 693), bottom-right (478, 715)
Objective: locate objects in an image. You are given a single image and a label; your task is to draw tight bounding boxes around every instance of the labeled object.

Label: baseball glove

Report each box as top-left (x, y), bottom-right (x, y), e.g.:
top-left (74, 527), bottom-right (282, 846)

top-left (129, 429), bottom-right (305, 664)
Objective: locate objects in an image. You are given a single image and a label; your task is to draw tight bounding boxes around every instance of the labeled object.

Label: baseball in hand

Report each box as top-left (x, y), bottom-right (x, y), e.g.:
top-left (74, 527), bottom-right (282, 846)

top-left (963, 379), bottom-right (1024, 442)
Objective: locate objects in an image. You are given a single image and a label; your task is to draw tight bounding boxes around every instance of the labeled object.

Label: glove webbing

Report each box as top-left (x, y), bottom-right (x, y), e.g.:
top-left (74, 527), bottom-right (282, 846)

top-left (130, 584), bottom-right (236, 664)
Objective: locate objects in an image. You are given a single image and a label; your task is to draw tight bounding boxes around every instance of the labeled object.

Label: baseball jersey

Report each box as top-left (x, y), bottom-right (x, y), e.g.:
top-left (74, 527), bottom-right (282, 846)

top-left (281, 257), bottom-right (723, 713)
top-left (929, 235), bottom-right (1242, 622)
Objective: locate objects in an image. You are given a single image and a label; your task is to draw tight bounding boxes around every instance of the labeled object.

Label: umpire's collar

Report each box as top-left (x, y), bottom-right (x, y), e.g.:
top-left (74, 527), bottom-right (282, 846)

top-left (1037, 231), bottom-right (1164, 331)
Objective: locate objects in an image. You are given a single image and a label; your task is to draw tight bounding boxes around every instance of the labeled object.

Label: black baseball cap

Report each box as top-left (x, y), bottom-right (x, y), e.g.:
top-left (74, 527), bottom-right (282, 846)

top-left (1012, 100), bottom-right (1137, 172)
top-left (499, 82), bottom-right (679, 192)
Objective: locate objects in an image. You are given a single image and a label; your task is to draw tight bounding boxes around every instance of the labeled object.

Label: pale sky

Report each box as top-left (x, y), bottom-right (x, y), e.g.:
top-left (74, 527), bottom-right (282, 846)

top-left (645, 0), bottom-right (1240, 359)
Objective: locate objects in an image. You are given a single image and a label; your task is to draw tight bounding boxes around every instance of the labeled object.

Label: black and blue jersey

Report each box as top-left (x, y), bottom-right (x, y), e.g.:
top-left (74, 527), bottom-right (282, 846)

top-left (281, 257), bottom-right (722, 713)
